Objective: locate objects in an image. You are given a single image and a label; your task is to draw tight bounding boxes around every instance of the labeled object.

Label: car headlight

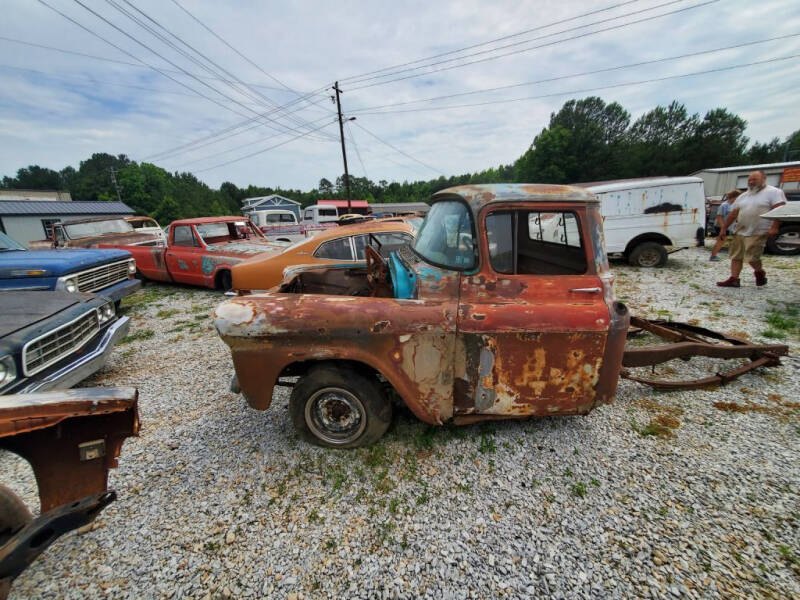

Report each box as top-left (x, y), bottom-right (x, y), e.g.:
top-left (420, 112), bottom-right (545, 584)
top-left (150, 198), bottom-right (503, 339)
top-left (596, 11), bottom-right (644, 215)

top-left (0, 355), bottom-right (17, 389)
top-left (128, 259), bottom-right (136, 275)
top-left (96, 302), bottom-right (115, 324)
top-left (56, 275), bottom-right (79, 293)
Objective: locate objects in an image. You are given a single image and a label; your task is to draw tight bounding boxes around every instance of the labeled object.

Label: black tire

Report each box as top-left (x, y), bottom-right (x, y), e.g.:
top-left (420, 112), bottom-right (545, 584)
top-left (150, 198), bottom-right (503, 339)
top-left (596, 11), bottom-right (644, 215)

top-left (0, 485), bottom-right (32, 545)
top-left (766, 225), bottom-right (800, 256)
top-left (628, 242), bottom-right (668, 267)
top-left (217, 270), bottom-right (232, 291)
top-left (290, 365), bottom-right (392, 448)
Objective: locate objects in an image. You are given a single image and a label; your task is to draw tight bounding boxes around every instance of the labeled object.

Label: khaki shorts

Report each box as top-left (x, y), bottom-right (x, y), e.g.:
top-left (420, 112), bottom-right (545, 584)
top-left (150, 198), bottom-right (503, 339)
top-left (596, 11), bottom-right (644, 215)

top-left (729, 234), bottom-right (767, 262)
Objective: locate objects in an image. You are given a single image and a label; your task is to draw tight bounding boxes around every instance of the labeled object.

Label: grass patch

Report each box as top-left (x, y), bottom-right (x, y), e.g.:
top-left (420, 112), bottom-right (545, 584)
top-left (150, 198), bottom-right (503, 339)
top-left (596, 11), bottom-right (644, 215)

top-left (631, 417), bottom-right (675, 438)
top-left (156, 308), bottom-right (180, 318)
top-left (120, 329), bottom-right (155, 344)
top-left (571, 482), bottom-right (587, 498)
top-left (478, 433), bottom-right (496, 454)
top-left (762, 302), bottom-right (799, 339)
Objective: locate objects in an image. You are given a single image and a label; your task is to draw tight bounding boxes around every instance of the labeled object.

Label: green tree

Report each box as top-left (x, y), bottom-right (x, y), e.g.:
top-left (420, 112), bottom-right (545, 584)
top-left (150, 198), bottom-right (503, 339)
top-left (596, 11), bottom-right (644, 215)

top-left (152, 195), bottom-right (181, 224)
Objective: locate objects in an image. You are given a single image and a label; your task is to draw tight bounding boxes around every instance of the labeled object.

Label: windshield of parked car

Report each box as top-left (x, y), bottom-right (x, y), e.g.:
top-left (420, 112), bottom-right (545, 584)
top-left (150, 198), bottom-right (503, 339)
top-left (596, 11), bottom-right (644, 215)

top-left (0, 232), bottom-right (25, 251)
top-left (64, 219), bottom-right (133, 239)
top-left (129, 218), bottom-right (158, 229)
top-left (412, 200), bottom-right (475, 270)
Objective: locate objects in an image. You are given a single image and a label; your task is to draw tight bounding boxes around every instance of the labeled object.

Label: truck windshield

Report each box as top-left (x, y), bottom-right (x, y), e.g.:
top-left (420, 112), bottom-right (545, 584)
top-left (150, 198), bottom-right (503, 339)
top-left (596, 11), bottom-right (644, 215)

top-left (196, 221), bottom-right (264, 244)
top-left (65, 219), bottom-right (133, 239)
top-left (412, 200), bottom-right (475, 270)
top-left (0, 232), bottom-right (25, 251)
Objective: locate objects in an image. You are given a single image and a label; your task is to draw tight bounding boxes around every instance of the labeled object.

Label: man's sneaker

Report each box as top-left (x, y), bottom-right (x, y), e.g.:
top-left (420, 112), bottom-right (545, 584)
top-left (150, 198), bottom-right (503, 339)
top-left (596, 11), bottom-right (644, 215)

top-left (709, 255), bottom-right (720, 261)
top-left (716, 276), bottom-right (740, 287)
top-left (755, 270), bottom-right (767, 287)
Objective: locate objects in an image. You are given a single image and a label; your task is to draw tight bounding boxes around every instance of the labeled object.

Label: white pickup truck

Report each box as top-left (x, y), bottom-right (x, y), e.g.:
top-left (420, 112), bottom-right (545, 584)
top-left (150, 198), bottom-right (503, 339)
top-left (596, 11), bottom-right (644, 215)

top-left (250, 208), bottom-right (335, 242)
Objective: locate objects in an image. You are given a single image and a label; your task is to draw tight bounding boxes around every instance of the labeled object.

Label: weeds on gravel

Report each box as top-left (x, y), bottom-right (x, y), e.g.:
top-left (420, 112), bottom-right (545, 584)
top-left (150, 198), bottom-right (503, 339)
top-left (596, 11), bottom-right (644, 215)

top-left (570, 482), bottom-right (587, 498)
top-left (630, 416), bottom-right (677, 438)
top-left (478, 434), bottom-right (496, 454)
top-left (120, 329), bottom-right (155, 344)
top-left (156, 308), bottom-right (179, 318)
top-left (762, 301), bottom-right (799, 339)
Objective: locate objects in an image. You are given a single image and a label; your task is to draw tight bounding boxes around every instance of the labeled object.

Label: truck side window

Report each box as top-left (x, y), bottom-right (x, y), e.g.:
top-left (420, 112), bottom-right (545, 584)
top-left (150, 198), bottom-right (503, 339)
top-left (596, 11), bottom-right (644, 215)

top-left (173, 226), bottom-right (199, 247)
top-left (314, 237), bottom-right (354, 260)
top-left (54, 226), bottom-right (67, 245)
top-left (486, 211), bottom-right (586, 275)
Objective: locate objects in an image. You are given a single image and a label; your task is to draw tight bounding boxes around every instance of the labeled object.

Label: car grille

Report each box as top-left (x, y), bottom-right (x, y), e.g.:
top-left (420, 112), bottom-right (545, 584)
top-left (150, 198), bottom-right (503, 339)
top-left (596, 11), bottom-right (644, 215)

top-left (75, 260), bottom-right (130, 293)
top-left (23, 310), bottom-right (100, 376)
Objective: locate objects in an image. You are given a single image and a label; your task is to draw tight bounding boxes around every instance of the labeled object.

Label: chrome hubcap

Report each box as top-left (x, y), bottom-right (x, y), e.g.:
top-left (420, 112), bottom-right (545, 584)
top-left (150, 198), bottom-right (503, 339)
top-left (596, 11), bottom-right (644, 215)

top-left (638, 250), bottom-right (661, 267)
top-left (305, 387), bottom-right (366, 445)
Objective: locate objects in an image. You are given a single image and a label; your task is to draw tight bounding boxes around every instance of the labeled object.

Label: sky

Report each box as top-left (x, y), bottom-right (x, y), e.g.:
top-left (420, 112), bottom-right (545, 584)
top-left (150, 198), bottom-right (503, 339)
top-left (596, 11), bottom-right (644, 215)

top-left (1, 0), bottom-right (799, 191)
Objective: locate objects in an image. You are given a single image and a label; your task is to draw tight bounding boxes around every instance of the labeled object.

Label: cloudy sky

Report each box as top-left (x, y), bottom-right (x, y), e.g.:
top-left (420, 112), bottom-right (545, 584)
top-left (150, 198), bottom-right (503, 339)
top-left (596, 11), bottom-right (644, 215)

top-left (1, 0), bottom-right (798, 191)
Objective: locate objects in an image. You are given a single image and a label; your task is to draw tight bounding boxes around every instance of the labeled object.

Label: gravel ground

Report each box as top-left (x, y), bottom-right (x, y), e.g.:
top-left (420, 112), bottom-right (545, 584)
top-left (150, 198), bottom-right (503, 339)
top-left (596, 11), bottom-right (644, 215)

top-left (3, 246), bottom-right (799, 599)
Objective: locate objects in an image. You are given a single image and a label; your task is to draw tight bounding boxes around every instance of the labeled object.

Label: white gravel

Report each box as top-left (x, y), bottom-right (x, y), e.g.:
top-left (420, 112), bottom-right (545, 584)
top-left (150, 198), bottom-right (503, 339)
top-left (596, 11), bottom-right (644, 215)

top-left (3, 246), bottom-right (799, 599)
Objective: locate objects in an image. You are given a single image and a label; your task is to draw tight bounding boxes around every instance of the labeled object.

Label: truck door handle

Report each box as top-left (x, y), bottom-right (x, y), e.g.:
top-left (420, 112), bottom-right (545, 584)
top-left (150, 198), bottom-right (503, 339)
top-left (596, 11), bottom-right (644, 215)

top-left (569, 287), bottom-right (601, 293)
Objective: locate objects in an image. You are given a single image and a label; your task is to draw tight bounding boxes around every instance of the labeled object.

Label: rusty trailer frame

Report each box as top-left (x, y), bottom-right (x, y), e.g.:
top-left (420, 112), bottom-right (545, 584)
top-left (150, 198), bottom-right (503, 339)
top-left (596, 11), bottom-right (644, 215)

top-left (621, 316), bottom-right (789, 390)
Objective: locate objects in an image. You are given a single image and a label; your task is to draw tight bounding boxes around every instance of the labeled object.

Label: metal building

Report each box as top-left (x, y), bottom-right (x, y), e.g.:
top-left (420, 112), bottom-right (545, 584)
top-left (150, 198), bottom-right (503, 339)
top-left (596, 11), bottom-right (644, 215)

top-left (0, 191), bottom-right (134, 247)
top-left (691, 161), bottom-right (800, 197)
top-left (241, 194), bottom-right (301, 219)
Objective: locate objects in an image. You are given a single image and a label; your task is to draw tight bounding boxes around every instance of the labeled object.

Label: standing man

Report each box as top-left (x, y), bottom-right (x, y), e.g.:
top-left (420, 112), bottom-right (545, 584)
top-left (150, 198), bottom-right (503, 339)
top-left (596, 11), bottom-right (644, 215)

top-left (716, 170), bottom-right (786, 287)
top-left (709, 189), bottom-right (742, 261)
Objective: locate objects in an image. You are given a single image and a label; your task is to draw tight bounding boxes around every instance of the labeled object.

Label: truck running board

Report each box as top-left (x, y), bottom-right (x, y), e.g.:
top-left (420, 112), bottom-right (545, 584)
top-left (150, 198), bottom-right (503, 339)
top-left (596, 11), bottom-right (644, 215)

top-left (621, 317), bottom-right (789, 390)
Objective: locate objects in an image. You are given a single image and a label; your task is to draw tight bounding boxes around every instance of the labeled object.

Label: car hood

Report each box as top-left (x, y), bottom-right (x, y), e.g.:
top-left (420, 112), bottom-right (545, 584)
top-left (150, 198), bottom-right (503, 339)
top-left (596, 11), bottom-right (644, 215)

top-left (0, 248), bottom-right (132, 278)
top-left (0, 291), bottom-right (93, 338)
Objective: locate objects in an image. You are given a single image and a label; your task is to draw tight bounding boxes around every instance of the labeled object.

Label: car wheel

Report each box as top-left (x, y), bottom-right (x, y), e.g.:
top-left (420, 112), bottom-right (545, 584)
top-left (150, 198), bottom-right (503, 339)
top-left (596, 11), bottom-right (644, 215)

top-left (290, 365), bottom-right (392, 448)
top-left (766, 225), bottom-right (800, 256)
top-left (0, 485), bottom-right (32, 545)
top-left (218, 270), bottom-right (233, 291)
top-left (628, 242), bottom-right (667, 267)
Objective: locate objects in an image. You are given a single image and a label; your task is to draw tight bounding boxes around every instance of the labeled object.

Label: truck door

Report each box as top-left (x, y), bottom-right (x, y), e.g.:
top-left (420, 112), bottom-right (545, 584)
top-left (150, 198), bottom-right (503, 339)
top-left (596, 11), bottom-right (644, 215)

top-left (166, 225), bottom-right (206, 286)
top-left (455, 205), bottom-right (611, 416)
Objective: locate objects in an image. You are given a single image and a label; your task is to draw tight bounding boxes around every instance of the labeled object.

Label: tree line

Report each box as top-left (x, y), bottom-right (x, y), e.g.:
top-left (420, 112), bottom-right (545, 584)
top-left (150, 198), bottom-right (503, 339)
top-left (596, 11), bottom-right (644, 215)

top-left (2, 97), bottom-right (797, 222)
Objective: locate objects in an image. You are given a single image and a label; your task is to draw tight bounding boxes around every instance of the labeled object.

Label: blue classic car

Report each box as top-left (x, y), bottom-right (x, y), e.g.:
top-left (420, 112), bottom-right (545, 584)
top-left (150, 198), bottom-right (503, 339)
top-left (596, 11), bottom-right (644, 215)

top-left (0, 291), bottom-right (130, 394)
top-left (0, 232), bottom-right (141, 306)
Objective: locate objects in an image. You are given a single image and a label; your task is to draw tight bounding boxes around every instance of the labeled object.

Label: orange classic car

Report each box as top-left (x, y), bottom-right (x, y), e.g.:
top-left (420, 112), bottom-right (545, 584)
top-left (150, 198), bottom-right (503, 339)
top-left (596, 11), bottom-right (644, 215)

top-left (232, 219), bottom-right (417, 292)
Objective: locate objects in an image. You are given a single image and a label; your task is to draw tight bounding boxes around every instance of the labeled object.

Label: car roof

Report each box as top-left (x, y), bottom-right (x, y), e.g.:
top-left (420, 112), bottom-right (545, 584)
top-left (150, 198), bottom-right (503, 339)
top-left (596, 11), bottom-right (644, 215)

top-left (288, 219), bottom-right (415, 250)
top-left (432, 183), bottom-right (598, 213)
top-left (171, 216), bottom-right (249, 226)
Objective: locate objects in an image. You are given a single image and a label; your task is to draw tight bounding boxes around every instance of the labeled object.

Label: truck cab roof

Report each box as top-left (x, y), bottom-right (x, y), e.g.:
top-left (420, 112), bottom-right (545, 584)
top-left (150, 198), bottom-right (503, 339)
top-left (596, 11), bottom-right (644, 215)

top-left (433, 183), bottom-right (599, 213)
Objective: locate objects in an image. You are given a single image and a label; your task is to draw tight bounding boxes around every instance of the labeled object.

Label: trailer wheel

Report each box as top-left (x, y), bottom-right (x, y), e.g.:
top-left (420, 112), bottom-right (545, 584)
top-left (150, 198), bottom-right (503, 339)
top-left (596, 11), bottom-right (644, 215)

top-left (290, 365), bottom-right (392, 448)
top-left (0, 485), bottom-right (32, 545)
top-left (628, 242), bottom-right (667, 267)
top-left (766, 225), bottom-right (800, 256)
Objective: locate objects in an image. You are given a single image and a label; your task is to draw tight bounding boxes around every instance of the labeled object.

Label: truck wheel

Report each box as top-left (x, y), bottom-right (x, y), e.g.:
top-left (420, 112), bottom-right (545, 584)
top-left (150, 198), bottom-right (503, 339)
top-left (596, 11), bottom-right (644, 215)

top-left (290, 365), bottom-right (392, 448)
top-left (628, 242), bottom-right (667, 267)
top-left (0, 485), bottom-right (32, 544)
top-left (217, 270), bottom-right (232, 291)
top-left (766, 225), bottom-right (800, 255)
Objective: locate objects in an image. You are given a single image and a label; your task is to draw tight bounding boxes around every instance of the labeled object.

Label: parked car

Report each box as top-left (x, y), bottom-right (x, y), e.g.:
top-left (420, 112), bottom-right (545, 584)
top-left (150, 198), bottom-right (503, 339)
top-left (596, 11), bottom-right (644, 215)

top-left (125, 216), bottom-right (167, 245)
top-left (0, 387), bottom-right (138, 597)
top-left (110, 216), bottom-right (283, 290)
top-left (232, 219), bottom-right (417, 292)
top-left (249, 208), bottom-right (328, 243)
top-left (0, 290), bottom-right (129, 394)
top-left (763, 199), bottom-right (800, 255)
top-left (28, 216), bottom-right (163, 250)
top-left (214, 184), bottom-right (630, 448)
top-left (577, 177), bottom-right (706, 267)
top-left (0, 232), bottom-right (140, 308)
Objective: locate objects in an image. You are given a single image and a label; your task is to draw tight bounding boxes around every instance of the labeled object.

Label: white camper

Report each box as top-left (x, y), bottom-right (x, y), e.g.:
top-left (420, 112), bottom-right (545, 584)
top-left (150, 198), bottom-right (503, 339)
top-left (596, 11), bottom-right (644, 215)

top-left (583, 177), bottom-right (706, 267)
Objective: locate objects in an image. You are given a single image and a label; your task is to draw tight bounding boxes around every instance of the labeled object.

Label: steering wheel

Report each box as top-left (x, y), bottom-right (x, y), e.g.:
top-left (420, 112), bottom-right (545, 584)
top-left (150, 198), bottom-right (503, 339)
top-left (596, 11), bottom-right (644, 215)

top-left (364, 245), bottom-right (388, 297)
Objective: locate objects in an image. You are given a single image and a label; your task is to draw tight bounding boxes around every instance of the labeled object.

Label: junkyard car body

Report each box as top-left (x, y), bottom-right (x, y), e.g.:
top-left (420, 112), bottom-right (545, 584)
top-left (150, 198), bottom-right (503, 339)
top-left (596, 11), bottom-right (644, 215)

top-left (28, 216), bottom-right (162, 250)
top-left (0, 232), bottom-right (140, 305)
top-left (0, 291), bottom-right (129, 394)
top-left (125, 216), bottom-right (167, 245)
top-left (215, 184), bottom-right (630, 439)
top-left (110, 216), bottom-right (284, 289)
top-left (232, 219), bottom-right (417, 292)
top-left (0, 387), bottom-right (139, 597)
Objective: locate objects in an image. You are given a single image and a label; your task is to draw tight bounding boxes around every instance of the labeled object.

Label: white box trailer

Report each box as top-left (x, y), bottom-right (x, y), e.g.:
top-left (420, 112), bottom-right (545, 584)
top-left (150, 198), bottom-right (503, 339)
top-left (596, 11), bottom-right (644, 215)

top-left (583, 177), bottom-right (706, 267)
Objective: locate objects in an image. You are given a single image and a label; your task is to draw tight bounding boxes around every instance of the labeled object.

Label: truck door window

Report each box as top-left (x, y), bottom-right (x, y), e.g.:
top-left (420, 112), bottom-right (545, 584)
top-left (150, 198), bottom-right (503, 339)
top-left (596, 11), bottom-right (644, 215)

top-left (486, 210), bottom-right (586, 275)
top-left (313, 237), bottom-right (354, 260)
top-left (173, 226), bottom-right (199, 247)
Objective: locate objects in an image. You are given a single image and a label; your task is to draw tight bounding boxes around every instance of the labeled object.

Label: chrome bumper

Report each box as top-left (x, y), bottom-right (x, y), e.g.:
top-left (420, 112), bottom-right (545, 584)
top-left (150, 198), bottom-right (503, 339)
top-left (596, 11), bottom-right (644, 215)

top-left (16, 316), bottom-right (130, 393)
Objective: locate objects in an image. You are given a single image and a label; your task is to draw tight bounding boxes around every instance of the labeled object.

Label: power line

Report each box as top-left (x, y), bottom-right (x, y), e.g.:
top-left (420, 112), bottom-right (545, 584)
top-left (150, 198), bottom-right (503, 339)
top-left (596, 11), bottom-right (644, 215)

top-left (0, 35), bottom-right (316, 95)
top-left (100, 0), bottom-right (333, 141)
top-left (350, 54), bottom-right (800, 116)
top-left (345, 120), bottom-right (368, 181)
top-left (110, 0), bottom-right (335, 140)
top-left (352, 122), bottom-right (442, 175)
top-left (347, 0), bottom-right (719, 91)
top-left (338, 0), bottom-right (645, 83)
top-left (194, 119), bottom-right (337, 173)
top-left (348, 33), bottom-right (800, 113)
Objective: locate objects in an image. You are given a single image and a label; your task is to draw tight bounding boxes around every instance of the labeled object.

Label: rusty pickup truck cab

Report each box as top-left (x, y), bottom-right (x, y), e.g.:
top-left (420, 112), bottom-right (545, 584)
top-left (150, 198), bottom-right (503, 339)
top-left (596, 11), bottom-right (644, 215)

top-left (214, 184), bottom-right (630, 447)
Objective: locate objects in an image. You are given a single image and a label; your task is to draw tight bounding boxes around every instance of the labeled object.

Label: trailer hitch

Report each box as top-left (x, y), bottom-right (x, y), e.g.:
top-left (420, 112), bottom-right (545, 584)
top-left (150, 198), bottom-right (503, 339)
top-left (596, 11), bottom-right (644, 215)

top-left (621, 317), bottom-right (789, 390)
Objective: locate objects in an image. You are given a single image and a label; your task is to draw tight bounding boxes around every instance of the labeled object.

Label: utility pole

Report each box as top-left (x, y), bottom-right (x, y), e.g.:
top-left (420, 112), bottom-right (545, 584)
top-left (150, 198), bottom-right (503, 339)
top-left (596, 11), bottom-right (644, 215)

top-left (332, 81), bottom-right (352, 211)
top-left (109, 167), bottom-right (123, 203)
